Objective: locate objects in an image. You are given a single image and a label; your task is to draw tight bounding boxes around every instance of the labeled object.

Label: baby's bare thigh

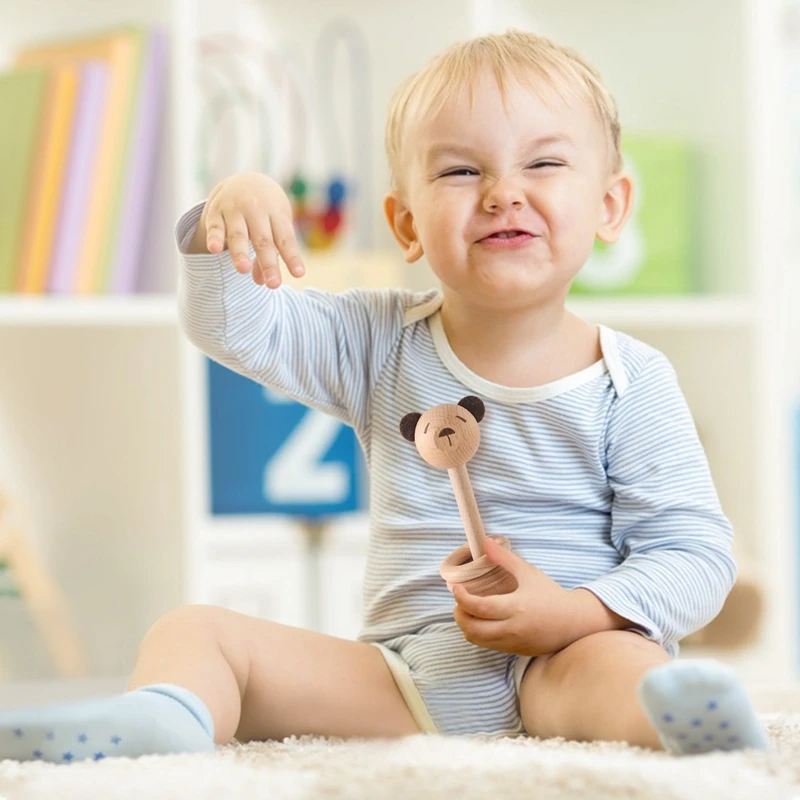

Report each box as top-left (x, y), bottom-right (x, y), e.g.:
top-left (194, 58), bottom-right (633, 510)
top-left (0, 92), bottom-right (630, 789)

top-left (228, 613), bottom-right (419, 741)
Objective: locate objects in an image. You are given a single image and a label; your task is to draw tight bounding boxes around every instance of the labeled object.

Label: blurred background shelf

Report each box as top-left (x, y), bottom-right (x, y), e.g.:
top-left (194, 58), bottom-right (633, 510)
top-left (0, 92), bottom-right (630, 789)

top-left (567, 296), bottom-right (756, 328)
top-left (0, 294), bottom-right (178, 326)
top-left (0, 293), bottom-right (757, 330)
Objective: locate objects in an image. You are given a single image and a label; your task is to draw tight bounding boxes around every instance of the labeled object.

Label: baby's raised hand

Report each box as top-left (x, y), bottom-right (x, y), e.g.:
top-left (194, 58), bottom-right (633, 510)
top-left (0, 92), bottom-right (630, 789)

top-left (452, 538), bottom-right (603, 657)
top-left (196, 172), bottom-right (305, 289)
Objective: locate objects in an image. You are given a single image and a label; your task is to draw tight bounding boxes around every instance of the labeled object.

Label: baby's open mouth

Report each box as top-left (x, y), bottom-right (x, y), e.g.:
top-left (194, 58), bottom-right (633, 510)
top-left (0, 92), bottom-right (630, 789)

top-left (488, 230), bottom-right (527, 239)
top-left (479, 230), bottom-right (536, 243)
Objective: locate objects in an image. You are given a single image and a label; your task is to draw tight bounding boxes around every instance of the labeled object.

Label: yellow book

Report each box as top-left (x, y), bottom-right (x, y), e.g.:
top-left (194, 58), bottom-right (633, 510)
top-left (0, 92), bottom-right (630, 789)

top-left (15, 65), bottom-right (79, 294)
top-left (16, 29), bottom-right (142, 294)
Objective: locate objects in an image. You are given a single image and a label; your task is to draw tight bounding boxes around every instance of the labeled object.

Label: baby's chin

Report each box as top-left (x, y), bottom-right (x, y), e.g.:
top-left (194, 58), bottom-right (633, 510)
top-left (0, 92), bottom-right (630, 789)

top-left (478, 263), bottom-right (565, 299)
top-left (443, 277), bottom-right (564, 313)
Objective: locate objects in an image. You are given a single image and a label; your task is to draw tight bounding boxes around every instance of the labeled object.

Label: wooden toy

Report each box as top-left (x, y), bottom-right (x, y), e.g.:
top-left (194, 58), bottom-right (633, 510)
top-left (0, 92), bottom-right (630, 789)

top-left (400, 396), bottom-right (517, 597)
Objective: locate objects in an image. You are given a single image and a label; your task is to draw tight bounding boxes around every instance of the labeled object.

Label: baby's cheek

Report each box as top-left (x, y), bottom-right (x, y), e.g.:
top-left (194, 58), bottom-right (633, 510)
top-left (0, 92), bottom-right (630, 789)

top-left (552, 202), bottom-right (602, 259)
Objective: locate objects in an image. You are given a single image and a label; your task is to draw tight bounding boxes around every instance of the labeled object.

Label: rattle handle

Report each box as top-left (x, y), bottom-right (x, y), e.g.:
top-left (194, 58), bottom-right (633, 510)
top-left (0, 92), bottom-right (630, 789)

top-left (448, 463), bottom-right (486, 560)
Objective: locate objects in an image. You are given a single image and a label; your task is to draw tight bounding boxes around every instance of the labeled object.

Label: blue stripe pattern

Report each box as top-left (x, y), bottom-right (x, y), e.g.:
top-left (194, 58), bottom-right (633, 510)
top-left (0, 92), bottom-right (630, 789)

top-left (177, 205), bottom-right (737, 735)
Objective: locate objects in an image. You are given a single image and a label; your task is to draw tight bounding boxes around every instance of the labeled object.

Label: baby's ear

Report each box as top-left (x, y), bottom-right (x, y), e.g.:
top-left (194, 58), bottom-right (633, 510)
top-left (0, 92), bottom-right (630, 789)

top-left (400, 412), bottom-right (422, 441)
top-left (458, 396), bottom-right (485, 423)
top-left (596, 172), bottom-right (634, 244)
top-left (383, 193), bottom-right (424, 263)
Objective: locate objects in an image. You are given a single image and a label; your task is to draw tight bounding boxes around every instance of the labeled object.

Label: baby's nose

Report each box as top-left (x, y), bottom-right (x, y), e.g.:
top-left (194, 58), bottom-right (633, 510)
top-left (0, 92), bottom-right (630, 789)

top-left (484, 179), bottom-right (525, 212)
top-left (438, 427), bottom-right (455, 438)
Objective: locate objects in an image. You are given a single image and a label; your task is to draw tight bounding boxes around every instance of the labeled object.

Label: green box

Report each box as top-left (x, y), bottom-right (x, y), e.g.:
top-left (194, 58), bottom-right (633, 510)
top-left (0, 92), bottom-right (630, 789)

top-left (570, 134), bottom-right (696, 296)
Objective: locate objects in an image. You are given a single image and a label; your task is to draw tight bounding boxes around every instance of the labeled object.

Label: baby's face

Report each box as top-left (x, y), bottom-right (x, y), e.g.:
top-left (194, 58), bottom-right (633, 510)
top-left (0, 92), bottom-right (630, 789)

top-left (400, 70), bottom-right (624, 311)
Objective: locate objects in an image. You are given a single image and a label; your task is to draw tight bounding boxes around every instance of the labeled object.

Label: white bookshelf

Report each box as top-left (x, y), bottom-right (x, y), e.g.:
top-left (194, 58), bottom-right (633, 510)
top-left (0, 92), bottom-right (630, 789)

top-left (0, 0), bottom-right (796, 685)
top-left (0, 295), bottom-right (178, 326)
top-left (0, 294), bottom-right (756, 329)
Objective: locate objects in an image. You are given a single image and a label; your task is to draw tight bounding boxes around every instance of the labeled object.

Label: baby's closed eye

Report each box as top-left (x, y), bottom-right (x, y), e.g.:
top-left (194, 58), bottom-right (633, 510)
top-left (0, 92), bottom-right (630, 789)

top-left (439, 167), bottom-right (479, 178)
top-left (526, 160), bottom-right (564, 170)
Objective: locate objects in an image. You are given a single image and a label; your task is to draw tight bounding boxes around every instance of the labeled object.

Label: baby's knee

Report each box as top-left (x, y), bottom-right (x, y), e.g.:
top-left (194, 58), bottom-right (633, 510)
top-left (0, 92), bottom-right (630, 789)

top-left (561, 629), bottom-right (667, 666)
top-left (529, 630), bottom-right (665, 690)
top-left (575, 628), bottom-right (659, 651)
top-left (139, 604), bottom-right (231, 647)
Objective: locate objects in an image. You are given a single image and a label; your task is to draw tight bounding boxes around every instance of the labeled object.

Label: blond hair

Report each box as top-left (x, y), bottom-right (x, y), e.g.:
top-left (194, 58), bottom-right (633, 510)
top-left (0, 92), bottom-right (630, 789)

top-left (385, 30), bottom-right (622, 193)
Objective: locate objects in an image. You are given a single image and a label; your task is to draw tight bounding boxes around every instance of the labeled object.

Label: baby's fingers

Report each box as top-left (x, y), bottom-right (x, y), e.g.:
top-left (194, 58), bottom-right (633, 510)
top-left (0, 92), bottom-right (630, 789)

top-left (224, 212), bottom-right (254, 275)
top-left (453, 584), bottom-right (513, 620)
top-left (204, 207), bottom-right (225, 255)
top-left (270, 215), bottom-right (305, 278)
top-left (250, 221), bottom-right (282, 289)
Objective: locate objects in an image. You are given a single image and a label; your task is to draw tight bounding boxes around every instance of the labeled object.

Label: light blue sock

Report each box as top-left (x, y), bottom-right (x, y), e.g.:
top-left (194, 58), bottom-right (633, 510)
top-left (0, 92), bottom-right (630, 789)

top-left (0, 684), bottom-right (215, 764)
top-left (637, 659), bottom-right (769, 755)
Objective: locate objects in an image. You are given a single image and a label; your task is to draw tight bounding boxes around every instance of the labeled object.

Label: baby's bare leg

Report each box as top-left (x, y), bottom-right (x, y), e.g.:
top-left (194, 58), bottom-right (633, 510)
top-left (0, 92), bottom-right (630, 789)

top-left (519, 630), bottom-right (668, 749)
top-left (129, 605), bottom-right (419, 744)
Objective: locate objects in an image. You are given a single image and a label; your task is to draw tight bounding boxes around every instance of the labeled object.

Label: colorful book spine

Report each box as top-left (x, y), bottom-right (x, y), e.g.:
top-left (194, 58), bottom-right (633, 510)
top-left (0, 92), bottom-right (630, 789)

top-left (72, 34), bottom-right (139, 294)
top-left (16, 65), bottom-right (80, 293)
top-left (48, 63), bottom-right (110, 294)
top-left (108, 28), bottom-right (168, 293)
top-left (0, 67), bottom-right (48, 293)
top-left (16, 30), bottom-right (143, 295)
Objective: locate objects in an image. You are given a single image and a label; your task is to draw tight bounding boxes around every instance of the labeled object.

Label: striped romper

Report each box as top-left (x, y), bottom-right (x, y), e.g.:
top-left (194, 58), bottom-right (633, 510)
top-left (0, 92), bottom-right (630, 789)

top-left (176, 204), bottom-right (737, 737)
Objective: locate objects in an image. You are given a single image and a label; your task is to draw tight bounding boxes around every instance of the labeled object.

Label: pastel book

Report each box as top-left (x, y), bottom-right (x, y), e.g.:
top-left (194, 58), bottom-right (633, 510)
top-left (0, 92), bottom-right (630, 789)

top-left (108, 27), bottom-right (168, 294)
top-left (0, 67), bottom-right (49, 293)
top-left (48, 62), bottom-right (110, 294)
top-left (15, 64), bottom-right (80, 294)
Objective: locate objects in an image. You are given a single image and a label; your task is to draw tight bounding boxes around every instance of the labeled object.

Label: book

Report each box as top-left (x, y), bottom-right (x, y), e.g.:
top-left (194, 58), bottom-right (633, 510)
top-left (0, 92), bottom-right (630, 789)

top-left (108, 28), bottom-right (168, 293)
top-left (48, 62), bottom-right (110, 294)
top-left (15, 64), bottom-right (80, 293)
top-left (17, 28), bottom-right (144, 294)
top-left (0, 67), bottom-right (49, 293)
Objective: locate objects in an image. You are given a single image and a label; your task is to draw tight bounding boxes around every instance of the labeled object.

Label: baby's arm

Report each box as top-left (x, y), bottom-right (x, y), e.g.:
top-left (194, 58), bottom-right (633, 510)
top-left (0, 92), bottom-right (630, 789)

top-left (578, 353), bottom-right (737, 655)
top-left (176, 173), bottom-right (401, 429)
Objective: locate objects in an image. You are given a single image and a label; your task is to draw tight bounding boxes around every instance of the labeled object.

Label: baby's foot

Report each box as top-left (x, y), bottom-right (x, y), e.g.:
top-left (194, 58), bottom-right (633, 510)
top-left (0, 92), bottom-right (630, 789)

top-left (0, 684), bottom-right (215, 764)
top-left (637, 659), bottom-right (769, 755)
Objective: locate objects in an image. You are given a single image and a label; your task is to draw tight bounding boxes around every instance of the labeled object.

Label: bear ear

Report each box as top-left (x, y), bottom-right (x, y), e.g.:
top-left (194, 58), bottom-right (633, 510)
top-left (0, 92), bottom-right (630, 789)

top-left (400, 412), bottom-right (422, 442)
top-left (458, 395), bottom-right (485, 423)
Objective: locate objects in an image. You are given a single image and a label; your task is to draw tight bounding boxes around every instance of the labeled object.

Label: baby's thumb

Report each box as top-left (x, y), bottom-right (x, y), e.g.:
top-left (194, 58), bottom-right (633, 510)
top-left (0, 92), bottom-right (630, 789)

top-left (483, 536), bottom-right (522, 575)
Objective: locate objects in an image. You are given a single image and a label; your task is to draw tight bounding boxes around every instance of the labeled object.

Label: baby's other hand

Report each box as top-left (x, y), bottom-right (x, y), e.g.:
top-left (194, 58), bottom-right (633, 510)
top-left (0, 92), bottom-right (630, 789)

top-left (452, 538), bottom-right (584, 657)
top-left (198, 172), bottom-right (305, 289)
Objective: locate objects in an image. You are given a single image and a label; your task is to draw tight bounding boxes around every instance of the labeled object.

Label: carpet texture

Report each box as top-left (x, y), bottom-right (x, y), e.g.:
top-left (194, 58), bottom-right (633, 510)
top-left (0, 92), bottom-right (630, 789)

top-left (0, 703), bottom-right (798, 799)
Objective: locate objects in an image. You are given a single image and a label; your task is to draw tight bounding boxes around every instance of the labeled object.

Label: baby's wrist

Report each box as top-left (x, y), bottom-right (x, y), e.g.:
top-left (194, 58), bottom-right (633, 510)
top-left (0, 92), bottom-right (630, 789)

top-left (564, 588), bottom-right (629, 645)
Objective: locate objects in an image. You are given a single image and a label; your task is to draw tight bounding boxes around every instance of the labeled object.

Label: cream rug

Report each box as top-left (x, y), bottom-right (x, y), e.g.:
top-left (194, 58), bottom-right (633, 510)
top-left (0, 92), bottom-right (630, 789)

top-left (0, 694), bottom-right (798, 799)
top-left (0, 721), bottom-right (798, 800)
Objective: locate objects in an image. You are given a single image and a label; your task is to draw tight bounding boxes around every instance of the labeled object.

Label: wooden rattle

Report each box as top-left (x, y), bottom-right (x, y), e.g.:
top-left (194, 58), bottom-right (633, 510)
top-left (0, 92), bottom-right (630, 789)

top-left (400, 396), bottom-right (517, 597)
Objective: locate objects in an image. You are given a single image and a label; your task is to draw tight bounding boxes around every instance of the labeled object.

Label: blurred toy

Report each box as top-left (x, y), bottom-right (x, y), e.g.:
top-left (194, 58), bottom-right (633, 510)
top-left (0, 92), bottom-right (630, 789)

top-left (400, 396), bottom-right (518, 597)
top-left (288, 173), bottom-right (348, 250)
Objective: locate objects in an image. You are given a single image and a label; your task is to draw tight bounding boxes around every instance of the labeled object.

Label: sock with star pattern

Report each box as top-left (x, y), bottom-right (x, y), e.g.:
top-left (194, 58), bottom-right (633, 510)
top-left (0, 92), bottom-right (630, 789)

top-left (637, 658), bottom-right (769, 755)
top-left (0, 683), bottom-right (215, 764)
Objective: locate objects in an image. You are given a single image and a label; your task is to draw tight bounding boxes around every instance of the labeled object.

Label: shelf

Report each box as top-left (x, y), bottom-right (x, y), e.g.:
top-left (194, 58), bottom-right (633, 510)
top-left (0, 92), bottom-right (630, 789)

top-left (0, 295), bottom-right (178, 327)
top-left (566, 296), bottom-right (755, 329)
top-left (0, 293), bottom-right (756, 330)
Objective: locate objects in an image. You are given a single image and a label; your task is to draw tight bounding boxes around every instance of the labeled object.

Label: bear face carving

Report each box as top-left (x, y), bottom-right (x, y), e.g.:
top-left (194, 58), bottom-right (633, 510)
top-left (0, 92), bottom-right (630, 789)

top-left (400, 395), bottom-right (485, 470)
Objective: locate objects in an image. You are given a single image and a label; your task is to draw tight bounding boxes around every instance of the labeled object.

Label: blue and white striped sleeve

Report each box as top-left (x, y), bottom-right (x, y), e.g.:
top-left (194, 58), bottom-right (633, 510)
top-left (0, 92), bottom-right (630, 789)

top-left (578, 353), bottom-right (738, 655)
top-left (175, 202), bottom-right (404, 432)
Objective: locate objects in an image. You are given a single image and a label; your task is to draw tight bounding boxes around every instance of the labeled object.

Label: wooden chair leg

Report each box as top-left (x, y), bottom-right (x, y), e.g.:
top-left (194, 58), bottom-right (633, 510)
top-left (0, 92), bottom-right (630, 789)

top-left (0, 499), bottom-right (88, 678)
